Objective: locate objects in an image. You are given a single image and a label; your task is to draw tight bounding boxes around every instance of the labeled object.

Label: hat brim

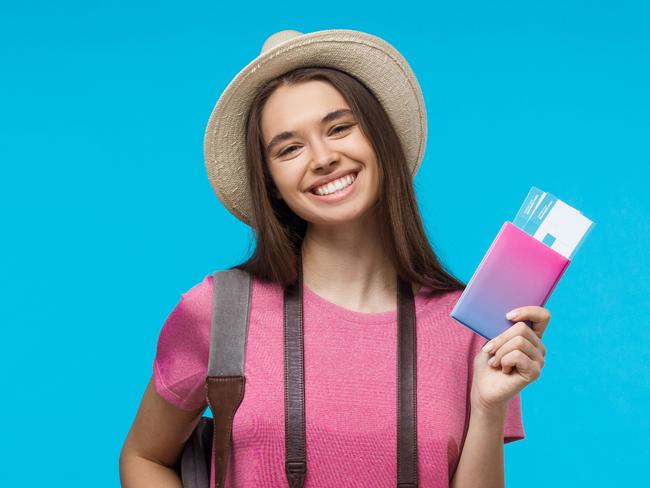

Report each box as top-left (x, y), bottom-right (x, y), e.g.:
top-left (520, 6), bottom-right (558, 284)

top-left (204, 29), bottom-right (427, 226)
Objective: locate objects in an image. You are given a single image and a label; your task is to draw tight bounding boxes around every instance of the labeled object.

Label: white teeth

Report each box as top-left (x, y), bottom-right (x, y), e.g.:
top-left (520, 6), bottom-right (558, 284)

top-left (313, 173), bottom-right (356, 196)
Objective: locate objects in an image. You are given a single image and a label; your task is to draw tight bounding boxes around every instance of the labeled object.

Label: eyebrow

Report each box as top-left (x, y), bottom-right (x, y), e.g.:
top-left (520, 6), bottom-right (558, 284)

top-left (265, 108), bottom-right (355, 154)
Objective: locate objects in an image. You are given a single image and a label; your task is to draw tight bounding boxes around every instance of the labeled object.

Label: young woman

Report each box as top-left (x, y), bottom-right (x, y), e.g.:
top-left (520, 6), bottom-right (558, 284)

top-left (119, 30), bottom-right (550, 488)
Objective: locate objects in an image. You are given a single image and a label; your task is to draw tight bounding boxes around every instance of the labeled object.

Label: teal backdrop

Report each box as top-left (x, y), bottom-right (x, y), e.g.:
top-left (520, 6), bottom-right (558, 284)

top-left (1, 1), bottom-right (647, 486)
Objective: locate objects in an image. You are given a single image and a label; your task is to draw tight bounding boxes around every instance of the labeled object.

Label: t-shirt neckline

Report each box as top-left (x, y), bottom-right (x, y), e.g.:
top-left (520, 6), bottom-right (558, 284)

top-left (302, 282), bottom-right (434, 324)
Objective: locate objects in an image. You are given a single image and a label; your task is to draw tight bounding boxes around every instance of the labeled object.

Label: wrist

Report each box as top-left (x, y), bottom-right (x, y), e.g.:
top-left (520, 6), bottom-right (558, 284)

top-left (470, 401), bottom-right (508, 423)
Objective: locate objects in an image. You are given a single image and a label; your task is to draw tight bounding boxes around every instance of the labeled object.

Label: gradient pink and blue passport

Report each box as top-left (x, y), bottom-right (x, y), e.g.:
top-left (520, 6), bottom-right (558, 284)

top-left (450, 186), bottom-right (595, 340)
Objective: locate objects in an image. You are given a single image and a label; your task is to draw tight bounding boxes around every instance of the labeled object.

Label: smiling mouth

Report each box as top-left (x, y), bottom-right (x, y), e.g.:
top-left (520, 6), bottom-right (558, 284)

top-left (307, 171), bottom-right (359, 195)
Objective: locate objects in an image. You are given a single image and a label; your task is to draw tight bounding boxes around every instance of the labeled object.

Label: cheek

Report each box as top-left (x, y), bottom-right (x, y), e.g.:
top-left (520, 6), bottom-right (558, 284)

top-left (339, 134), bottom-right (373, 158)
top-left (270, 165), bottom-right (303, 195)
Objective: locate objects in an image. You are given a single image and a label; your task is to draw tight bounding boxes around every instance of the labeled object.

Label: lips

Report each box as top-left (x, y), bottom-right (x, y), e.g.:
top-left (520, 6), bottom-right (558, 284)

top-left (304, 169), bottom-right (362, 204)
top-left (307, 170), bottom-right (359, 194)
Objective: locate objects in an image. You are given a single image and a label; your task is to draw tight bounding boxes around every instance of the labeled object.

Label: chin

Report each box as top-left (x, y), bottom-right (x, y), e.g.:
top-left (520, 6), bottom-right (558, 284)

top-left (308, 207), bottom-right (375, 227)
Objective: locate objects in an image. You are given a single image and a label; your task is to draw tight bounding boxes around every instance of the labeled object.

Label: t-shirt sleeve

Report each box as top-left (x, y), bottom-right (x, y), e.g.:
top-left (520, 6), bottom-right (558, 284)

top-left (468, 331), bottom-right (526, 444)
top-left (152, 274), bottom-right (213, 411)
top-left (503, 390), bottom-right (525, 444)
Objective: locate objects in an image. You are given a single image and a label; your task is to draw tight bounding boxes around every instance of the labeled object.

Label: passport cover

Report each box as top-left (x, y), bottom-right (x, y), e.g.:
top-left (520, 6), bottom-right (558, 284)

top-left (450, 221), bottom-right (571, 340)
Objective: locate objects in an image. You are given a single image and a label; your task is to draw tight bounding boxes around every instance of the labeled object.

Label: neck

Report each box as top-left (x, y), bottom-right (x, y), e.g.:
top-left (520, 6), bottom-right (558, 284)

top-left (300, 211), bottom-right (404, 313)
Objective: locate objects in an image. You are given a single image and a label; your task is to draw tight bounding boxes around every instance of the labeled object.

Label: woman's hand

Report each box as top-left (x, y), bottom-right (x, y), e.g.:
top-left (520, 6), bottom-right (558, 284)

top-left (470, 306), bottom-right (551, 415)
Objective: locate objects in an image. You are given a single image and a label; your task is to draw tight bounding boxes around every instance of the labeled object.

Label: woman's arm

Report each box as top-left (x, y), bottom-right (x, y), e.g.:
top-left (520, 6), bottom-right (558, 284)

top-left (119, 377), bottom-right (207, 487)
top-left (449, 404), bottom-right (507, 488)
top-left (451, 305), bottom-right (551, 488)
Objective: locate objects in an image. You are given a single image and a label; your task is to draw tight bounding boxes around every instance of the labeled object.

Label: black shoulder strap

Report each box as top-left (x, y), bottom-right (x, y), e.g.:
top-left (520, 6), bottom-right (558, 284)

top-left (205, 268), bottom-right (252, 488)
top-left (283, 263), bottom-right (307, 487)
top-left (397, 275), bottom-right (418, 487)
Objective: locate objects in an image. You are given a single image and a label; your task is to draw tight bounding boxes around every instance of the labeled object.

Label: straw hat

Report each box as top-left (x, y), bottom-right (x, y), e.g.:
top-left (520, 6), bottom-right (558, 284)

top-left (203, 29), bottom-right (427, 226)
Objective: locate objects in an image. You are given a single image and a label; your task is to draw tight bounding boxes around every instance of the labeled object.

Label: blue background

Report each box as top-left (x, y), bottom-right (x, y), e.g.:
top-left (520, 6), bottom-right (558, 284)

top-left (1, 1), bottom-right (648, 486)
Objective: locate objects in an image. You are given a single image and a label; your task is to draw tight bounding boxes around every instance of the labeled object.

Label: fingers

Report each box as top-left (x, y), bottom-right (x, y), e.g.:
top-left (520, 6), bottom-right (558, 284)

top-left (482, 320), bottom-right (544, 356)
top-left (500, 349), bottom-right (542, 379)
top-left (506, 305), bottom-right (551, 339)
top-left (487, 333), bottom-right (545, 371)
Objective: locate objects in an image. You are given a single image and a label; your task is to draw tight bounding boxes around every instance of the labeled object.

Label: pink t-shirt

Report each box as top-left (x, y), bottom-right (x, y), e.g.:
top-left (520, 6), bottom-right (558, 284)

top-left (153, 273), bottom-right (525, 487)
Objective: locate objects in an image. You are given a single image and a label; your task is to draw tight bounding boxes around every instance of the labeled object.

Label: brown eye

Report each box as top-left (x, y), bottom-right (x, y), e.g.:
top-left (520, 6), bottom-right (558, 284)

top-left (279, 145), bottom-right (299, 157)
top-left (331, 124), bottom-right (352, 134)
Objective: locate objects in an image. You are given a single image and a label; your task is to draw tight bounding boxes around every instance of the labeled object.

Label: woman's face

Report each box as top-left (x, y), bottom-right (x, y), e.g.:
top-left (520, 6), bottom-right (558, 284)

top-left (261, 80), bottom-right (380, 226)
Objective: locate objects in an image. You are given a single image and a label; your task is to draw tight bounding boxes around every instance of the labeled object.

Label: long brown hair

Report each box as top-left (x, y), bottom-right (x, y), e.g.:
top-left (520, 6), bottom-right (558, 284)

top-left (232, 66), bottom-right (465, 294)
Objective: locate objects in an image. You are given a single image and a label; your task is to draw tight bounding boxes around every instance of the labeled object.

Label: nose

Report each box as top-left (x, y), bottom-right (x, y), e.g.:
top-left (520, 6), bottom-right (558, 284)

top-left (310, 137), bottom-right (339, 172)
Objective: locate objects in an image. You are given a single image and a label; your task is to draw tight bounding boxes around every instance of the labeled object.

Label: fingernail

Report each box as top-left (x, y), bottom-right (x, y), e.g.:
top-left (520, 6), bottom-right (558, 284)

top-left (506, 309), bottom-right (518, 320)
top-left (482, 342), bottom-right (494, 353)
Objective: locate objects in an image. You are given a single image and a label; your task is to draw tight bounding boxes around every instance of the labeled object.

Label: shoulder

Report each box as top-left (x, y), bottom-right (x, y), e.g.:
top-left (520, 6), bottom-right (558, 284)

top-left (160, 274), bottom-right (214, 335)
top-left (416, 287), bottom-right (481, 346)
top-left (416, 287), bottom-right (464, 318)
top-left (180, 273), bottom-right (214, 305)
top-left (155, 273), bottom-right (214, 346)
top-left (176, 269), bottom-right (271, 318)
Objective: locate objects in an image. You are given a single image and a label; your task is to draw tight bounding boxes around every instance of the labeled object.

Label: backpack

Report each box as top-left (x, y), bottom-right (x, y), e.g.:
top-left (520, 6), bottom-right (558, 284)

top-left (178, 266), bottom-right (420, 487)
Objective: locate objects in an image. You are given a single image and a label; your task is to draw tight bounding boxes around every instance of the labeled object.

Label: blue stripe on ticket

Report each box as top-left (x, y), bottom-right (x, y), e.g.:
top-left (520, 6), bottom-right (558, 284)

top-left (542, 233), bottom-right (556, 246)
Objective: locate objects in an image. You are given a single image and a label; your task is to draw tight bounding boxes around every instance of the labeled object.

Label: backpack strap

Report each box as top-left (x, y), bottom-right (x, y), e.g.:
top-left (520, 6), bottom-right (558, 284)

top-left (205, 268), bottom-right (252, 488)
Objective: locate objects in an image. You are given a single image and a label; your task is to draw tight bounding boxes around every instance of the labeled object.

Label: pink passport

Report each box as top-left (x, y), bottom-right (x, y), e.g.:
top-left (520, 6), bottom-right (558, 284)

top-left (450, 221), bottom-right (570, 340)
